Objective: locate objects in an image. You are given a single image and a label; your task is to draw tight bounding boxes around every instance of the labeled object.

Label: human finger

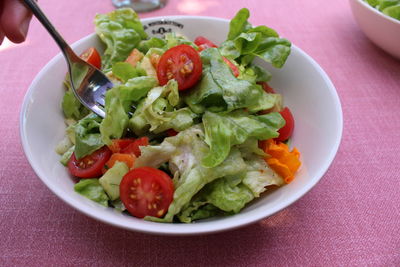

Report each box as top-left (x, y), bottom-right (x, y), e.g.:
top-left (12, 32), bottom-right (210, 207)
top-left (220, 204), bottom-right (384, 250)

top-left (0, 0), bottom-right (33, 43)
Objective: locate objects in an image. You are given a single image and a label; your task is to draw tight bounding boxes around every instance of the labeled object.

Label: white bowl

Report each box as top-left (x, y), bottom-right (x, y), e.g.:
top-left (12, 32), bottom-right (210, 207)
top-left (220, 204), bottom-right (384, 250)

top-left (20, 15), bottom-right (343, 235)
top-left (350, 0), bottom-right (400, 59)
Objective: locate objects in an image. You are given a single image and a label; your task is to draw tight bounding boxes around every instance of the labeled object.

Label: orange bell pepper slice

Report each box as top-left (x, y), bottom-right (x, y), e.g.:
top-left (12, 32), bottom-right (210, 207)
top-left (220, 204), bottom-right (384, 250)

top-left (260, 139), bottom-right (301, 184)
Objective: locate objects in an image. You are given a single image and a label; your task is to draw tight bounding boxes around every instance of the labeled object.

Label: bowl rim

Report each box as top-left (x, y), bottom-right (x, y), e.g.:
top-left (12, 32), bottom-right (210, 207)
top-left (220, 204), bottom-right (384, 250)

top-left (19, 15), bottom-right (343, 235)
top-left (353, 0), bottom-right (400, 25)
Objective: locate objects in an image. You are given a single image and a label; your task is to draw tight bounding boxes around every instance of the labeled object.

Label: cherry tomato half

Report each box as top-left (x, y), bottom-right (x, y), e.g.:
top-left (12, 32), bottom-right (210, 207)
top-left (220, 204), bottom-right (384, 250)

top-left (276, 107), bottom-right (295, 142)
top-left (194, 36), bottom-right (218, 51)
top-left (108, 139), bottom-right (134, 154)
top-left (68, 146), bottom-right (112, 178)
top-left (222, 57), bottom-right (240, 77)
top-left (194, 36), bottom-right (239, 77)
top-left (258, 81), bottom-right (276, 94)
top-left (120, 137), bottom-right (149, 157)
top-left (80, 47), bottom-right (102, 69)
top-left (120, 167), bottom-right (174, 218)
top-left (166, 129), bottom-right (178, 137)
top-left (157, 44), bottom-right (203, 90)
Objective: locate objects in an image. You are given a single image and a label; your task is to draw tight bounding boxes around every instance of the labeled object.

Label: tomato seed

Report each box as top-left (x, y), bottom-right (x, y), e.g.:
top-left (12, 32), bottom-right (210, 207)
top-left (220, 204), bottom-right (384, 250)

top-left (157, 209), bottom-right (164, 217)
top-left (180, 54), bottom-right (188, 63)
top-left (167, 71), bottom-right (174, 79)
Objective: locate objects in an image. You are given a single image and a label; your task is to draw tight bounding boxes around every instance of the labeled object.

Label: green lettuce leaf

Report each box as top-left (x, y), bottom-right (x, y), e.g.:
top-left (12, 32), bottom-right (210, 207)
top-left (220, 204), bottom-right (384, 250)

top-left (129, 80), bottom-right (197, 135)
top-left (135, 125), bottom-right (247, 222)
top-left (119, 76), bottom-right (158, 105)
top-left (59, 146), bottom-right (74, 166)
top-left (137, 37), bottom-right (167, 54)
top-left (178, 203), bottom-right (221, 223)
top-left (74, 179), bottom-right (109, 207)
top-left (364, 0), bottom-right (400, 20)
top-left (111, 62), bottom-right (147, 83)
top-left (227, 8), bottom-right (252, 40)
top-left (99, 161), bottom-right (129, 200)
top-left (74, 114), bottom-right (104, 159)
top-left (201, 111), bottom-right (285, 167)
top-left (220, 8), bottom-right (291, 68)
top-left (178, 155), bottom-right (284, 222)
top-left (164, 32), bottom-right (198, 49)
top-left (238, 64), bottom-right (272, 83)
top-left (201, 176), bottom-right (254, 213)
top-left (136, 124), bottom-right (284, 223)
top-left (378, 0), bottom-right (400, 11)
top-left (99, 76), bottom-right (158, 145)
top-left (383, 4), bottom-right (400, 19)
top-left (184, 48), bottom-right (278, 113)
top-left (95, 8), bottom-right (147, 70)
top-left (100, 87), bottom-right (129, 145)
top-left (242, 156), bottom-right (284, 197)
top-left (61, 79), bottom-right (89, 120)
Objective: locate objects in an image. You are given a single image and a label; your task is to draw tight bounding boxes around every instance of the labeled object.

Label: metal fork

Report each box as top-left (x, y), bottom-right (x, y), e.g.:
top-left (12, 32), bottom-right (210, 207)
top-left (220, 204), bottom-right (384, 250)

top-left (23, 0), bottom-right (112, 118)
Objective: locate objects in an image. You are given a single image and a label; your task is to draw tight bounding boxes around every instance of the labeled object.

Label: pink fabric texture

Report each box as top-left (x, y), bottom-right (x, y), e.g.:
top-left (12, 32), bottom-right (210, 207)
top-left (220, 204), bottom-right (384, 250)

top-left (1, 0), bottom-right (399, 266)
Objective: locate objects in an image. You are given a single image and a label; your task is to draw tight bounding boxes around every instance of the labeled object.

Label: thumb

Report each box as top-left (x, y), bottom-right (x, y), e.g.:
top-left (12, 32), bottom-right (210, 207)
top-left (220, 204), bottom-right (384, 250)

top-left (0, 0), bottom-right (33, 43)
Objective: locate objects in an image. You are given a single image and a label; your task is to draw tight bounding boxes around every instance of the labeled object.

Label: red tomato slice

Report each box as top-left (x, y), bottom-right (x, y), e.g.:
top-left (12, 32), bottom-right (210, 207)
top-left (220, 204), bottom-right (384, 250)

top-left (258, 82), bottom-right (276, 94)
top-left (121, 137), bottom-right (149, 157)
top-left (120, 167), bottom-right (174, 218)
top-left (166, 129), bottom-right (178, 137)
top-left (157, 44), bottom-right (202, 90)
top-left (276, 107), bottom-right (295, 142)
top-left (108, 139), bottom-right (134, 153)
top-left (194, 36), bottom-right (218, 51)
top-left (68, 146), bottom-right (112, 178)
top-left (80, 47), bottom-right (102, 69)
top-left (194, 36), bottom-right (239, 77)
top-left (222, 57), bottom-right (240, 77)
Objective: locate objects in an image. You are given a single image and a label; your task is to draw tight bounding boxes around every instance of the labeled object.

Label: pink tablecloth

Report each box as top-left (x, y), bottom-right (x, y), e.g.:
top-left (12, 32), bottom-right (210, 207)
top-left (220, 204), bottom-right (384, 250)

top-left (1, 0), bottom-right (399, 266)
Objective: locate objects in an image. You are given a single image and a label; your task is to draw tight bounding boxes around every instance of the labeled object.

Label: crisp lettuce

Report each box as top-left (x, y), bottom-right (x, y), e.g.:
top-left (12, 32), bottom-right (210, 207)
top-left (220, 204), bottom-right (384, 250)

top-left (137, 48), bottom-right (165, 80)
top-left (135, 126), bottom-right (247, 222)
top-left (178, 156), bottom-right (283, 222)
top-left (383, 4), bottom-right (400, 19)
top-left (201, 176), bottom-right (254, 213)
top-left (242, 156), bottom-right (284, 197)
top-left (227, 8), bottom-right (252, 40)
top-left (111, 62), bottom-right (146, 83)
top-left (61, 79), bottom-right (89, 120)
top-left (100, 87), bottom-right (129, 145)
top-left (129, 80), bottom-right (197, 135)
top-left (59, 146), bottom-right (74, 166)
top-left (220, 8), bottom-right (291, 68)
top-left (74, 179), bottom-right (109, 207)
top-left (100, 76), bottom-right (158, 144)
top-left (74, 114), bottom-right (104, 159)
top-left (119, 76), bottom-right (158, 105)
top-left (59, 8), bottom-right (294, 223)
top-left (95, 8), bottom-right (147, 70)
top-left (138, 37), bottom-right (167, 54)
top-left (135, 125), bottom-right (283, 223)
top-left (364, 0), bottom-right (400, 20)
top-left (202, 111), bottom-right (285, 168)
top-left (99, 161), bottom-right (129, 200)
top-left (164, 32), bottom-right (198, 49)
top-left (184, 48), bottom-right (278, 113)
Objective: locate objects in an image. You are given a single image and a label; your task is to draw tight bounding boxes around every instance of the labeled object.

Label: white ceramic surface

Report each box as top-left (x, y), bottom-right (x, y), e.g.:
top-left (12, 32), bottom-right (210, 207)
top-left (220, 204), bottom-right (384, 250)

top-left (20, 16), bottom-right (343, 235)
top-left (350, 0), bottom-right (400, 59)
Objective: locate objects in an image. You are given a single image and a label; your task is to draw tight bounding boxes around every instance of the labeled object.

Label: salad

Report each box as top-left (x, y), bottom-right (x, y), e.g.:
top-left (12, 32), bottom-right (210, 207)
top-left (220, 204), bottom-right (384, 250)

top-left (364, 0), bottom-right (400, 20)
top-left (56, 8), bottom-right (301, 223)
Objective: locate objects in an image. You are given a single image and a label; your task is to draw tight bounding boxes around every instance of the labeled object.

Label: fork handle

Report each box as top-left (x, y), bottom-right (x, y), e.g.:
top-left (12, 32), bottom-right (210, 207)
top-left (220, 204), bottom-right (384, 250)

top-left (22, 0), bottom-right (75, 59)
